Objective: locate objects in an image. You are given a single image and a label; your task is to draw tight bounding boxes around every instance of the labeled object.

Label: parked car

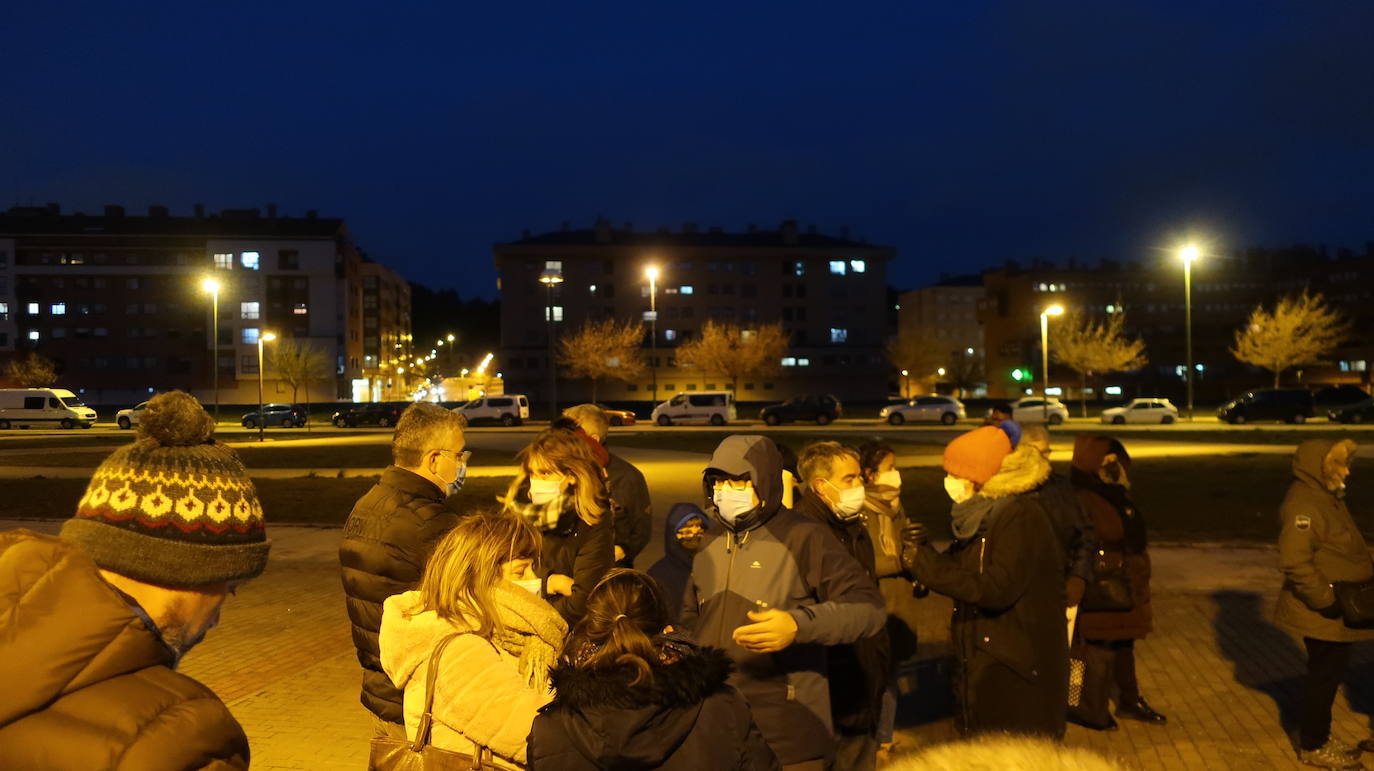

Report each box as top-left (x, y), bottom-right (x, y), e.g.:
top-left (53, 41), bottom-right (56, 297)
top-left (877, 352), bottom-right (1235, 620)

top-left (241, 404), bottom-right (307, 428)
top-left (1100, 398), bottom-right (1180, 425)
top-left (880, 395), bottom-right (965, 425)
top-left (759, 394), bottom-right (843, 426)
top-left (0, 388), bottom-right (98, 430)
top-left (595, 403), bottom-right (637, 426)
top-left (456, 394), bottom-right (530, 426)
top-left (116, 401), bottom-right (149, 429)
top-left (332, 402), bottom-right (406, 428)
top-left (1218, 389), bottom-right (1315, 424)
top-left (652, 391), bottom-right (736, 426)
top-left (1328, 397), bottom-right (1374, 424)
top-left (1314, 385), bottom-right (1370, 415)
top-left (1011, 397), bottom-right (1068, 425)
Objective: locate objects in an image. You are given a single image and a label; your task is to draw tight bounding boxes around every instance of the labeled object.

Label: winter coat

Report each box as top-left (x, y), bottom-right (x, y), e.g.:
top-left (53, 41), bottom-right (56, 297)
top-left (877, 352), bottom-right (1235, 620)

top-left (863, 482), bottom-right (921, 663)
top-left (0, 530), bottom-right (250, 770)
top-left (529, 638), bottom-right (779, 771)
top-left (1275, 439), bottom-right (1374, 643)
top-left (683, 436), bottom-right (887, 767)
top-left (608, 453), bottom-right (653, 567)
top-left (910, 444), bottom-right (1068, 738)
top-left (379, 591), bottom-right (555, 770)
top-left (340, 466), bottom-right (462, 723)
top-left (539, 503), bottom-right (615, 626)
top-left (795, 492), bottom-right (891, 738)
top-left (646, 503), bottom-right (710, 624)
top-left (1035, 471), bottom-right (1098, 603)
top-left (1071, 436), bottom-right (1152, 641)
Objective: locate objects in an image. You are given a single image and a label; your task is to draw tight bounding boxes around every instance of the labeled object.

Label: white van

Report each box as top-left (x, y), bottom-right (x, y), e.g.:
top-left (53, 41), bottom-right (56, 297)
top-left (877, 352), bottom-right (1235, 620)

top-left (652, 391), bottom-right (736, 426)
top-left (455, 394), bottom-right (530, 426)
top-left (0, 388), bottom-right (98, 429)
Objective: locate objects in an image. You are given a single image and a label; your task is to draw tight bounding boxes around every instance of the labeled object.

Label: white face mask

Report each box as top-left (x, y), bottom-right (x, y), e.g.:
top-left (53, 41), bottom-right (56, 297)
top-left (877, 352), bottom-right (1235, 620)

top-left (944, 475), bottom-right (975, 504)
top-left (876, 469), bottom-right (902, 490)
top-left (528, 478), bottom-right (563, 505)
top-left (713, 485), bottom-right (757, 524)
top-left (824, 480), bottom-right (867, 520)
top-left (512, 577), bottom-right (544, 595)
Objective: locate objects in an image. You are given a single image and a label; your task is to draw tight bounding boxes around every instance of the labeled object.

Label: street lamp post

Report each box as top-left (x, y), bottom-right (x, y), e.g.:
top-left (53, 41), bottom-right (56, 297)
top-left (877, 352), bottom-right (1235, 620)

top-left (256, 332), bottom-right (277, 442)
top-left (1180, 245), bottom-right (1200, 421)
top-left (645, 265), bottom-right (660, 406)
top-left (201, 278), bottom-right (221, 424)
top-left (1040, 304), bottom-right (1064, 423)
top-left (900, 369), bottom-right (909, 399)
top-left (539, 268), bottom-right (564, 422)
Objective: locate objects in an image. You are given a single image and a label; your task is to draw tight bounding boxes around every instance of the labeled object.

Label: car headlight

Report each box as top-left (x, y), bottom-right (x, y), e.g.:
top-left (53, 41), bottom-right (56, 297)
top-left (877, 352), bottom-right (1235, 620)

top-left (879, 407), bottom-right (889, 416)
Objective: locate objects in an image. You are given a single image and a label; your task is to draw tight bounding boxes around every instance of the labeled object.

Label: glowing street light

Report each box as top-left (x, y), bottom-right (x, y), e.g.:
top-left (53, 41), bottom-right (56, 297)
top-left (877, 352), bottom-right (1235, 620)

top-left (645, 265), bottom-right (661, 404)
top-left (200, 277), bottom-right (222, 423)
top-left (900, 369), bottom-right (910, 398)
top-left (1040, 304), bottom-right (1064, 423)
top-left (256, 332), bottom-right (277, 442)
top-left (540, 267), bottom-right (565, 421)
top-left (1180, 245), bottom-right (1201, 421)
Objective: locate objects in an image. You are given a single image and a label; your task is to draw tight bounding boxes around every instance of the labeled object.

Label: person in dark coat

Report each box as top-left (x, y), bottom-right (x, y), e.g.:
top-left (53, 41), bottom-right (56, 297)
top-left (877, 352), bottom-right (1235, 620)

top-left (901, 426), bottom-right (1068, 739)
top-left (530, 569), bottom-right (779, 771)
top-left (1069, 435), bottom-right (1166, 730)
top-left (340, 403), bottom-right (466, 735)
top-left (1275, 439), bottom-right (1371, 768)
top-left (1022, 425), bottom-right (1097, 609)
top-left (564, 405), bottom-right (654, 567)
top-left (646, 503), bottom-right (709, 623)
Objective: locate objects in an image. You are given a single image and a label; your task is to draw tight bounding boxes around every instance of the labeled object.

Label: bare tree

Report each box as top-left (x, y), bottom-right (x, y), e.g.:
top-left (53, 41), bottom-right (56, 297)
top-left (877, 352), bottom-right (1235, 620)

top-left (5, 352), bottom-right (58, 387)
top-left (1053, 309), bottom-right (1148, 416)
top-left (269, 338), bottom-right (332, 403)
top-left (557, 318), bottom-right (646, 402)
top-left (884, 335), bottom-right (945, 397)
top-left (1232, 290), bottom-right (1350, 388)
top-left (944, 349), bottom-right (984, 399)
top-left (675, 320), bottom-right (788, 396)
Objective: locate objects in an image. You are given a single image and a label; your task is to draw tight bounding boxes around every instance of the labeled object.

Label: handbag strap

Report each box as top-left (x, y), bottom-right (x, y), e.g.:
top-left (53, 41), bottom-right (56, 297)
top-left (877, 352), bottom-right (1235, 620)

top-left (410, 632), bottom-right (495, 770)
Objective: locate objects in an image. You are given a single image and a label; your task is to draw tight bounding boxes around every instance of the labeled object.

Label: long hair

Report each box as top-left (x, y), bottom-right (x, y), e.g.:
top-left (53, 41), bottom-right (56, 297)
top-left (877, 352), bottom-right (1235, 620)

top-left (858, 441), bottom-right (896, 483)
top-left (505, 428), bottom-right (609, 526)
top-left (561, 569), bottom-right (666, 686)
top-left (413, 512), bottom-right (541, 639)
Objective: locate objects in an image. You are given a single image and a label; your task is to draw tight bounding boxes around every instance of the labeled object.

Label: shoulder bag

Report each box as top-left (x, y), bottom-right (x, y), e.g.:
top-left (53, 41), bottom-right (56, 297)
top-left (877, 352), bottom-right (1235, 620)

top-left (369, 633), bottom-right (495, 770)
top-left (1333, 579), bottom-right (1374, 629)
top-left (1079, 549), bottom-right (1133, 613)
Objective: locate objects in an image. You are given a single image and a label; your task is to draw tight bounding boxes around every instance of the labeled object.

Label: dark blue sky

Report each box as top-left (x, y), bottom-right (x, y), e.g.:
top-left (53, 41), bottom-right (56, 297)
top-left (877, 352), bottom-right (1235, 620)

top-left (6, 1), bottom-right (1372, 297)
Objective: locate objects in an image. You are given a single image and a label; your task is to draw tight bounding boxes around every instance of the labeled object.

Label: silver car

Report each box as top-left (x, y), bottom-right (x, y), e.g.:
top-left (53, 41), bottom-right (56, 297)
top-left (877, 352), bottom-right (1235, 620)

top-left (880, 395), bottom-right (966, 425)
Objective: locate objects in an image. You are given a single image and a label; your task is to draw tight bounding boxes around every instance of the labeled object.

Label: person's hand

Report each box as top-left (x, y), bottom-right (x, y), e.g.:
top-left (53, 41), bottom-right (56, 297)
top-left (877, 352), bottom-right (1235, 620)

top-left (614, 545), bottom-right (626, 563)
top-left (1318, 601), bottom-right (1343, 619)
top-left (546, 574), bottom-right (575, 597)
top-left (732, 609), bottom-right (798, 653)
top-left (899, 523), bottom-right (928, 576)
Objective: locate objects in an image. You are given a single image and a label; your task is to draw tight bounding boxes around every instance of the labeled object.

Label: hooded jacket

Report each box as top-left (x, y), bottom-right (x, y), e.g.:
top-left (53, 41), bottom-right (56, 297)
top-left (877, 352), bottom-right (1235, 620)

top-left (1070, 436), bottom-right (1152, 641)
top-left (1275, 439), bottom-right (1374, 643)
top-left (0, 530), bottom-right (250, 770)
top-left (682, 436), bottom-right (886, 766)
top-left (647, 503), bottom-right (710, 623)
top-left (910, 444), bottom-right (1067, 738)
top-left (529, 639), bottom-right (779, 771)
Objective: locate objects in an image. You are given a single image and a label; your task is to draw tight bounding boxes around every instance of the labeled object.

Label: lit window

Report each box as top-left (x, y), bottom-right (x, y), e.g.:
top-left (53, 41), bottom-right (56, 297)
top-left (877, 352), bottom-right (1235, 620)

top-left (792, 261), bottom-right (805, 276)
top-left (214, 253), bottom-right (233, 270)
top-left (781, 357), bottom-right (797, 367)
top-left (830, 328), bottom-right (848, 343)
top-left (27, 330), bottom-right (39, 341)
top-left (544, 260), bottom-right (563, 271)
top-left (243, 328), bottom-right (261, 345)
top-left (51, 303), bottom-right (66, 315)
top-left (241, 251), bottom-right (260, 270)
top-left (544, 306), bottom-right (564, 322)
top-left (27, 302), bottom-right (39, 314)
top-left (680, 285), bottom-right (694, 295)
top-left (0, 302), bottom-right (7, 319)
top-left (1105, 304), bottom-right (1116, 314)
top-left (1037, 283), bottom-right (1047, 292)
top-left (240, 302), bottom-right (260, 320)
top-left (589, 284), bottom-right (597, 294)
top-left (798, 357), bottom-right (811, 366)
top-left (664, 329), bottom-right (677, 341)
top-left (829, 261), bottom-right (847, 275)
top-left (850, 260), bottom-right (866, 273)
top-left (293, 303), bottom-right (308, 315)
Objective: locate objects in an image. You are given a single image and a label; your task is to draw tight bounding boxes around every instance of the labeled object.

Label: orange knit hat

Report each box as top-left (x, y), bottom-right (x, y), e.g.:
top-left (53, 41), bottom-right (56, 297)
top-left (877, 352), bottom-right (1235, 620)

top-left (943, 426), bottom-right (1013, 485)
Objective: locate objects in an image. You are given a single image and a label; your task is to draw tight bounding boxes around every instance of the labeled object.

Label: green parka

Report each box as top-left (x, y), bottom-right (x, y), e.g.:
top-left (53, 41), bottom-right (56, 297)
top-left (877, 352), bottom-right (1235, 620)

top-left (1275, 439), bottom-right (1374, 643)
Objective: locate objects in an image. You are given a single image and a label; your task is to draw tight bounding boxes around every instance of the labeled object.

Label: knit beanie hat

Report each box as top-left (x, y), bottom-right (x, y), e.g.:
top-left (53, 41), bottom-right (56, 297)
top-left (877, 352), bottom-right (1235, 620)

top-left (61, 391), bottom-right (269, 586)
top-left (943, 425), bottom-right (1013, 485)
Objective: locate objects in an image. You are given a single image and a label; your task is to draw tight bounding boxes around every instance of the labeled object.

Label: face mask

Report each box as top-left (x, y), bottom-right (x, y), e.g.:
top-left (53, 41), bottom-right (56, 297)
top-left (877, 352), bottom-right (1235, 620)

top-left (529, 478), bottom-right (563, 505)
top-left (713, 486), bottom-right (756, 524)
top-left (445, 463), bottom-right (467, 497)
top-left (876, 469), bottom-right (902, 490)
top-left (824, 480), bottom-right (867, 520)
top-left (512, 577), bottom-right (544, 595)
top-left (944, 476), bottom-right (975, 504)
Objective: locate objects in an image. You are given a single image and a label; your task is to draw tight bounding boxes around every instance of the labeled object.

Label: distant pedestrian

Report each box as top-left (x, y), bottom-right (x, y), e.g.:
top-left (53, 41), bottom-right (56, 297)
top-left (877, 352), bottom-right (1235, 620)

top-left (1022, 425), bottom-right (1097, 610)
top-left (530, 569), bottom-right (779, 771)
top-left (1069, 435), bottom-right (1167, 730)
top-left (504, 427), bottom-right (615, 626)
top-left (564, 404), bottom-right (653, 568)
top-left (984, 402), bottom-right (1013, 426)
top-left (646, 503), bottom-right (709, 623)
top-left (901, 425), bottom-right (1067, 738)
top-left (0, 391), bottom-right (268, 768)
top-left (684, 435), bottom-right (886, 770)
top-left (340, 402), bottom-right (467, 738)
top-left (1275, 439), bottom-right (1369, 769)
top-left (379, 513), bottom-right (566, 770)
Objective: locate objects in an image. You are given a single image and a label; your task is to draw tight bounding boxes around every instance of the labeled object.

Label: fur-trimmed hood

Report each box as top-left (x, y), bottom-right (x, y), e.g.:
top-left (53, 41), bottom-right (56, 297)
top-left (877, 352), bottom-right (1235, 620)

top-left (980, 443), bottom-right (1052, 500)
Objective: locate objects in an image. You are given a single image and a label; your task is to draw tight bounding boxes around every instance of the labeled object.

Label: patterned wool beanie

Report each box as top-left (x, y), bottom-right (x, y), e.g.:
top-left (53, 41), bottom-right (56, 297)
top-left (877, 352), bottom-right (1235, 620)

top-left (61, 390), bottom-right (269, 586)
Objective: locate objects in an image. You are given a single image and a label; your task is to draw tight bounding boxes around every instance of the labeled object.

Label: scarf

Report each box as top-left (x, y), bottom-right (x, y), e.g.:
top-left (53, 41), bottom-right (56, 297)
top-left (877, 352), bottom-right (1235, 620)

top-left (486, 581), bottom-right (568, 693)
top-left (863, 483), bottom-right (902, 559)
top-left (949, 494), bottom-right (1003, 541)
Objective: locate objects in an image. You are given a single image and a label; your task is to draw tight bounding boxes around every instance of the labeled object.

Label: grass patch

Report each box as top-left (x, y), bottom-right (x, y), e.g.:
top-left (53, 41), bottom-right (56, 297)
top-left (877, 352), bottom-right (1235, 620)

top-left (609, 430), bottom-right (950, 457)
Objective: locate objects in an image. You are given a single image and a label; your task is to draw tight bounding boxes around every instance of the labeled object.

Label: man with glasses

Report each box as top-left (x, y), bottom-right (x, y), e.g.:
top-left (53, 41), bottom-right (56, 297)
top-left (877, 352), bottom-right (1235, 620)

top-left (339, 403), bottom-right (468, 740)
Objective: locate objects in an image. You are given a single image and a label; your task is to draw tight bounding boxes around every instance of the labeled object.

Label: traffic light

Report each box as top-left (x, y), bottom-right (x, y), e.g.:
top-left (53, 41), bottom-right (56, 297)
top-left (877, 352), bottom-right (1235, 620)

top-left (1011, 367), bottom-right (1028, 382)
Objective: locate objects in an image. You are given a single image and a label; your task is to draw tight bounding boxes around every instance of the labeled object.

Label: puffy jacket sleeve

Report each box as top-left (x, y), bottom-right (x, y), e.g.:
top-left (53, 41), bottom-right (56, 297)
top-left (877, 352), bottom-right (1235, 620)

top-left (1279, 486), bottom-right (1336, 610)
top-left (913, 500), bottom-right (1038, 612)
top-left (787, 525), bottom-right (886, 646)
top-left (549, 516), bottom-right (614, 624)
top-left (610, 458), bottom-right (653, 564)
top-left (430, 636), bottom-right (551, 765)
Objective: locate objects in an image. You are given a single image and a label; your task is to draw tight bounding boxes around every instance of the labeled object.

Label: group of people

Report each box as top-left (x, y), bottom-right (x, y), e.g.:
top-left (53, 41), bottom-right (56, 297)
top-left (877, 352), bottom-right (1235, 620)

top-left (0, 390), bottom-right (1365, 770)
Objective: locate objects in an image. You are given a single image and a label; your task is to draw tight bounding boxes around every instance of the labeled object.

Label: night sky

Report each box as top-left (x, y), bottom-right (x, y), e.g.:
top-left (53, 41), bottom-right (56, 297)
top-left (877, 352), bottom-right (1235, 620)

top-left (5, 2), bottom-right (1372, 297)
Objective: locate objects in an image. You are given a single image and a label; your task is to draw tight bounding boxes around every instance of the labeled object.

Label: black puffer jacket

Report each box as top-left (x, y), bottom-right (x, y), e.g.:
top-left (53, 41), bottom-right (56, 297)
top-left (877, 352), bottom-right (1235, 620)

top-left (539, 505), bottom-right (615, 626)
top-left (339, 466), bottom-right (461, 723)
top-left (529, 639), bottom-right (778, 771)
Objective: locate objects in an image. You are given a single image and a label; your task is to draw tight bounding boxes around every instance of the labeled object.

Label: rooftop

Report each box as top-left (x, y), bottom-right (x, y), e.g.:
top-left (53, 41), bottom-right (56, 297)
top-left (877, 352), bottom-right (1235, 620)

top-left (0, 203), bottom-right (345, 239)
top-left (499, 218), bottom-right (892, 252)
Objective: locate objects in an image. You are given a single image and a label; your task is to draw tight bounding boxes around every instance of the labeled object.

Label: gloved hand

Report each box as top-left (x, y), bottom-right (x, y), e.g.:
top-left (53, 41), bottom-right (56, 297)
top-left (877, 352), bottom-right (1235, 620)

top-left (899, 523), bottom-right (929, 577)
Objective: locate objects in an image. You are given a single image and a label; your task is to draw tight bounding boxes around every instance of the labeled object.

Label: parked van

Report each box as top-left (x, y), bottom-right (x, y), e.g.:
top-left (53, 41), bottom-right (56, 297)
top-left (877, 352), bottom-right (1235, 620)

top-left (1217, 389), bottom-right (1315, 424)
top-left (0, 388), bottom-right (98, 429)
top-left (652, 391), bottom-right (736, 426)
top-left (455, 394), bottom-right (529, 426)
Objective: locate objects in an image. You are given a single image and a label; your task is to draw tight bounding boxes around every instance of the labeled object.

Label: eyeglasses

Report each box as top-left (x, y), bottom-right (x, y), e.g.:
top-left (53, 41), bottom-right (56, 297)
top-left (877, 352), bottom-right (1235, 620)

top-left (436, 449), bottom-right (471, 465)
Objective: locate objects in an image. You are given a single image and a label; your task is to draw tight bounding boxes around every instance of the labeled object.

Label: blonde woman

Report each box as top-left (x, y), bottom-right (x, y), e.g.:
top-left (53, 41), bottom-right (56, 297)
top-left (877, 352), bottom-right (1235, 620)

top-left (505, 428), bottom-right (615, 625)
top-left (379, 513), bottom-right (567, 770)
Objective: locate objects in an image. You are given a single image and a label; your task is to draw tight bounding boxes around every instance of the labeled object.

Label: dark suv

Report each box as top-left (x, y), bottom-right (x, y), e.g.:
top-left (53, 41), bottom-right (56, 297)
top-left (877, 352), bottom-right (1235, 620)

top-left (241, 404), bottom-right (307, 428)
top-left (332, 402), bottom-right (406, 428)
top-left (1218, 389), bottom-right (1315, 424)
top-left (759, 394), bottom-right (842, 426)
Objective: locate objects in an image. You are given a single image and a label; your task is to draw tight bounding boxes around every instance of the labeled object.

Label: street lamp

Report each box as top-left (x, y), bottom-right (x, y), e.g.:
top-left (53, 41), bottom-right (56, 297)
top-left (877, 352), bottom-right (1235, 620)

top-left (256, 332), bottom-right (277, 442)
top-left (645, 265), bottom-right (660, 405)
top-left (1180, 245), bottom-right (1200, 421)
top-left (1040, 304), bottom-right (1064, 423)
top-left (900, 369), bottom-right (910, 399)
top-left (539, 267), bottom-right (564, 421)
top-left (201, 278), bottom-right (221, 424)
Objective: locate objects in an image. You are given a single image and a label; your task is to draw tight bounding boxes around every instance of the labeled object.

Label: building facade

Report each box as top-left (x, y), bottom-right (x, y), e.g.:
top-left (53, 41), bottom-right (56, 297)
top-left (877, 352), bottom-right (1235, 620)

top-left (493, 219), bottom-right (895, 405)
top-left (896, 275), bottom-right (984, 396)
top-left (357, 258), bottom-right (413, 402)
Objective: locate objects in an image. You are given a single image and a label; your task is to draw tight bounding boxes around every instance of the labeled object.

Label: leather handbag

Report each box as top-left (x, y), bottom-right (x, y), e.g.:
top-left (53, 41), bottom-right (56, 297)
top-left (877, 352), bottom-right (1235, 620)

top-left (1333, 579), bottom-right (1374, 629)
top-left (369, 634), bottom-right (493, 771)
top-left (1080, 551), bottom-right (1133, 613)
